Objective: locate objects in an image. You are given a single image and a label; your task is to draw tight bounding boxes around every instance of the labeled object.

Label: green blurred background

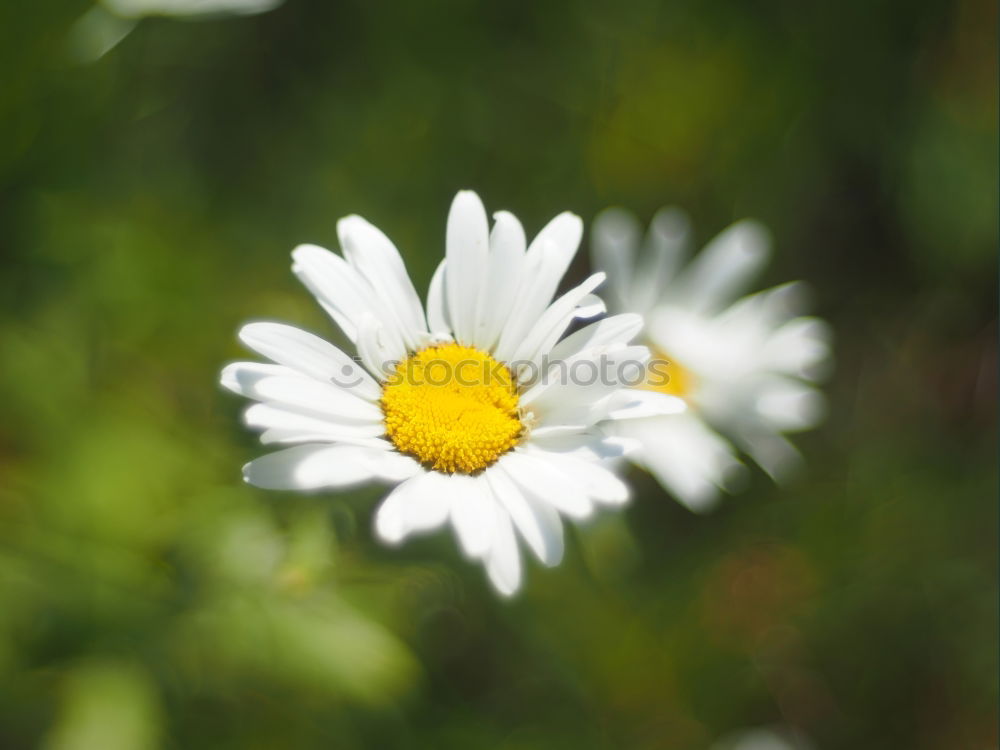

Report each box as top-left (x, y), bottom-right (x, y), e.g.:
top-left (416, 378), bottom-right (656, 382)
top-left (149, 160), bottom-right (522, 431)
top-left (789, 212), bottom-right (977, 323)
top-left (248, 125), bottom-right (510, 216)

top-left (0, 0), bottom-right (996, 747)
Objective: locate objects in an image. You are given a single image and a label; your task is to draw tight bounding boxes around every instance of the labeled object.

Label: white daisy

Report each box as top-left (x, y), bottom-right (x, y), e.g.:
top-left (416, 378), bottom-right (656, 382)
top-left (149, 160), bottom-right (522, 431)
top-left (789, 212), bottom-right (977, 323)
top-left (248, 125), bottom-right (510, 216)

top-left (592, 207), bottom-right (832, 512)
top-left (221, 191), bottom-right (684, 595)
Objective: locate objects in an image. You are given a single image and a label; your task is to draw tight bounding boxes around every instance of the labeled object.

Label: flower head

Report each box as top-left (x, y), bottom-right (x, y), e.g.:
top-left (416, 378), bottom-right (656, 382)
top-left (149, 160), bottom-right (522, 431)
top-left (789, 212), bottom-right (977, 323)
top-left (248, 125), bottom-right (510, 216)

top-left (222, 191), bottom-right (683, 595)
top-left (592, 207), bottom-right (832, 511)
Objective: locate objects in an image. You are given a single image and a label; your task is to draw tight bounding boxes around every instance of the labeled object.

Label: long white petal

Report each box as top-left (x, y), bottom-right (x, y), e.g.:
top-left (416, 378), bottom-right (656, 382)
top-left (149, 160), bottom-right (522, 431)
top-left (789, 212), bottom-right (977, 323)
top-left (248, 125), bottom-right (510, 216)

top-left (475, 210), bottom-right (526, 351)
top-left (591, 207), bottom-right (641, 311)
top-left (670, 220), bottom-right (770, 313)
top-left (237, 323), bottom-right (381, 401)
top-left (547, 314), bottom-right (644, 364)
top-left (374, 471), bottom-right (451, 545)
top-left (511, 272), bottom-right (606, 370)
top-left (445, 191), bottom-right (489, 345)
top-left (485, 464), bottom-right (563, 566)
top-left (448, 474), bottom-right (495, 558)
top-left (763, 317), bottom-right (832, 380)
top-left (521, 344), bottom-right (651, 424)
top-left (527, 428), bottom-right (637, 461)
top-left (520, 447), bottom-right (629, 506)
top-left (426, 259), bottom-right (451, 336)
top-left (736, 428), bottom-right (802, 481)
top-left (630, 206), bottom-right (691, 312)
top-left (220, 361), bottom-right (303, 396)
top-left (753, 378), bottom-right (826, 432)
top-left (494, 212), bottom-right (583, 361)
top-left (290, 244), bottom-right (366, 336)
top-left (355, 313), bottom-right (401, 381)
top-left (249, 375), bottom-right (384, 423)
top-left (258, 429), bottom-right (388, 450)
top-left (244, 403), bottom-right (385, 442)
top-left (485, 503), bottom-right (521, 596)
top-left (501, 451), bottom-right (593, 519)
top-left (337, 215), bottom-right (427, 350)
top-left (291, 244), bottom-right (406, 357)
top-left (243, 444), bottom-right (418, 491)
top-left (623, 413), bottom-right (744, 512)
top-left (594, 389), bottom-right (687, 421)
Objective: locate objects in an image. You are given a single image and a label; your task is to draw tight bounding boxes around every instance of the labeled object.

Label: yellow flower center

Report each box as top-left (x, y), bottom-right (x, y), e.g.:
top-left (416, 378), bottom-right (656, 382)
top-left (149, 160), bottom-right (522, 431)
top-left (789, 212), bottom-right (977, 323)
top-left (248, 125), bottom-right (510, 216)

top-left (643, 348), bottom-right (698, 399)
top-left (381, 343), bottom-right (523, 474)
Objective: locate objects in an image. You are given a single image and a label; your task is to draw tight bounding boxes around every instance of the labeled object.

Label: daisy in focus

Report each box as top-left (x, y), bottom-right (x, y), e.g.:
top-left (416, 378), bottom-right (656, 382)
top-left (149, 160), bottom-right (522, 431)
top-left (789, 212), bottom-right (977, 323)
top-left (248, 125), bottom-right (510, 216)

top-left (592, 208), bottom-right (832, 511)
top-left (221, 191), bottom-right (683, 595)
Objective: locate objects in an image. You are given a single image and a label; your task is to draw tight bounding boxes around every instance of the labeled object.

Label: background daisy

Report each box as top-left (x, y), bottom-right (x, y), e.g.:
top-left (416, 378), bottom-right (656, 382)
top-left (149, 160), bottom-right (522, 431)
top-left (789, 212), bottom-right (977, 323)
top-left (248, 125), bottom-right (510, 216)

top-left (593, 207), bottom-right (833, 510)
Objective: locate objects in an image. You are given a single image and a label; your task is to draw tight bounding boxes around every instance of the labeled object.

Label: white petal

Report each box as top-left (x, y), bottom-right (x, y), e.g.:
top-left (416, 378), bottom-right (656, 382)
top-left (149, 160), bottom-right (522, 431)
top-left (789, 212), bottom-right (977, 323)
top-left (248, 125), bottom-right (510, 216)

top-left (521, 344), bottom-right (651, 424)
top-left (244, 403), bottom-right (385, 442)
top-left (737, 429), bottom-right (802, 481)
top-left (448, 474), bottom-right (495, 558)
top-left (522, 447), bottom-right (630, 506)
top-left (591, 207), bottom-right (641, 311)
top-left (258, 428), bottom-right (388, 450)
top-left (501, 451), bottom-right (593, 519)
top-left (291, 243), bottom-right (405, 356)
top-left (548, 314), bottom-right (644, 363)
top-left (528, 428), bottom-right (637, 461)
top-left (374, 471), bottom-right (451, 545)
top-left (237, 322), bottom-right (381, 401)
top-left (243, 444), bottom-right (418, 491)
top-left (426, 259), bottom-right (452, 336)
top-left (717, 281), bottom-right (808, 333)
top-left (630, 206), bottom-right (691, 312)
top-left (485, 503), bottom-right (521, 596)
top-left (368, 450), bottom-right (423, 481)
top-left (763, 317), bottom-right (833, 380)
top-left (623, 413), bottom-right (744, 512)
top-left (524, 211), bottom-right (583, 297)
top-left (574, 294), bottom-right (606, 319)
top-left (527, 424), bottom-right (590, 440)
top-left (445, 191), bottom-right (489, 345)
top-left (670, 220), bottom-right (770, 313)
top-left (354, 313), bottom-right (401, 381)
top-left (474, 210), bottom-right (526, 350)
top-left (337, 215), bottom-right (427, 350)
top-left (753, 379), bottom-right (826, 432)
top-left (595, 389), bottom-right (687, 421)
top-left (511, 272), bottom-right (606, 370)
top-left (494, 212), bottom-right (583, 361)
top-left (485, 464), bottom-right (563, 566)
top-left (220, 362), bottom-right (303, 396)
top-left (249, 375), bottom-right (384, 423)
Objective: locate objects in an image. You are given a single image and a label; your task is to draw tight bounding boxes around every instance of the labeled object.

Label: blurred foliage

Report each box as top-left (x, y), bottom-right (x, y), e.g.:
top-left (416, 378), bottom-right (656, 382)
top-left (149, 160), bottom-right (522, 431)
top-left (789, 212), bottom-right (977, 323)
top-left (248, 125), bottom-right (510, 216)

top-left (0, 0), bottom-right (996, 748)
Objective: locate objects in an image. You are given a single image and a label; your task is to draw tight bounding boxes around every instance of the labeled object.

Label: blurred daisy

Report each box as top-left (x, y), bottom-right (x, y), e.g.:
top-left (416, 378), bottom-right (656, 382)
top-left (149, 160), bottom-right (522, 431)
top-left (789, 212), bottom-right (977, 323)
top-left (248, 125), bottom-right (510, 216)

top-left (222, 191), bottom-right (683, 595)
top-left (69, 0), bottom-right (283, 62)
top-left (592, 208), bottom-right (831, 511)
top-left (710, 726), bottom-right (816, 750)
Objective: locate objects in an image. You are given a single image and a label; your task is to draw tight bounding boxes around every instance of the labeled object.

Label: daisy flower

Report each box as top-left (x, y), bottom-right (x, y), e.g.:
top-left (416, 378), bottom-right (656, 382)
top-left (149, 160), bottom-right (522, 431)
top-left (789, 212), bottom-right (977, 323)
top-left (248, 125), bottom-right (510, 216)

top-left (592, 207), bottom-right (832, 511)
top-left (221, 191), bottom-right (683, 595)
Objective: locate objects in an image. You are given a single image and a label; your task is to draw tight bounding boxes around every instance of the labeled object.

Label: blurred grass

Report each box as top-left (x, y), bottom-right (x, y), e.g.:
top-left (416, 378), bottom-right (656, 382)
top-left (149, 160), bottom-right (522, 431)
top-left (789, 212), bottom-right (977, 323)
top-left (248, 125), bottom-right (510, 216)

top-left (0, 0), bottom-right (996, 748)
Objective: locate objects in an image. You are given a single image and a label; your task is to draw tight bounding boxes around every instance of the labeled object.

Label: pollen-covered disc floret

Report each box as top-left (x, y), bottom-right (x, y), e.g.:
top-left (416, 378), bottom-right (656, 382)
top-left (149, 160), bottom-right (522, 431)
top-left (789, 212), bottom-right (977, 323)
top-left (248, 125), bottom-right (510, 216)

top-left (381, 343), bottom-right (522, 474)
